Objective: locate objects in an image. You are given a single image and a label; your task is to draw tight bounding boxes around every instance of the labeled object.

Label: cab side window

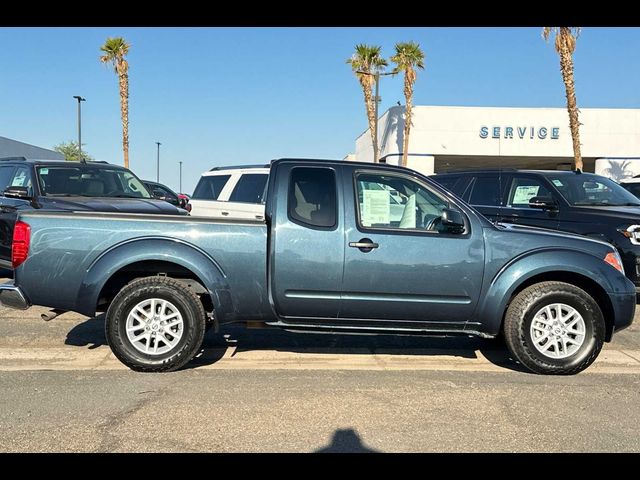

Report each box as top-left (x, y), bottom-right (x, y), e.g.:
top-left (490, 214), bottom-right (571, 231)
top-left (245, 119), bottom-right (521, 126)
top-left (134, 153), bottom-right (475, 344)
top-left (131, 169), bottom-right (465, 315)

top-left (288, 167), bottom-right (337, 229)
top-left (356, 173), bottom-right (449, 232)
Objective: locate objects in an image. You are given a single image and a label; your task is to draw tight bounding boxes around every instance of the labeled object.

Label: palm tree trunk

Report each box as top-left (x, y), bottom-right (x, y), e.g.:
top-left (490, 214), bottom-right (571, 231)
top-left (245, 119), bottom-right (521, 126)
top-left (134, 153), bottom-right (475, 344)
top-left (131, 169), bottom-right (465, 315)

top-left (119, 68), bottom-right (130, 169)
top-left (402, 69), bottom-right (415, 168)
top-left (361, 77), bottom-right (378, 163)
top-left (558, 31), bottom-right (582, 171)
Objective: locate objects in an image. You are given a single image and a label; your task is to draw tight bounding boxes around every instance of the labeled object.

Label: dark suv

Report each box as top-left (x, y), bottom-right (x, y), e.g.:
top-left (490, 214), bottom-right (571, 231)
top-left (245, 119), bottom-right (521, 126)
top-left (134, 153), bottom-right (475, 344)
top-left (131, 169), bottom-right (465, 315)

top-left (0, 157), bottom-right (186, 271)
top-left (432, 169), bottom-right (640, 293)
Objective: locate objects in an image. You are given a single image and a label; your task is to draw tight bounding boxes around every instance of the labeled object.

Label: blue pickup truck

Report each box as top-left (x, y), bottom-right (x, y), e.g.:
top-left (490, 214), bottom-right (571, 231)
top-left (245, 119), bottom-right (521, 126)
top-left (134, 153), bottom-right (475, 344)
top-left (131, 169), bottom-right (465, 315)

top-left (0, 159), bottom-right (635, 374)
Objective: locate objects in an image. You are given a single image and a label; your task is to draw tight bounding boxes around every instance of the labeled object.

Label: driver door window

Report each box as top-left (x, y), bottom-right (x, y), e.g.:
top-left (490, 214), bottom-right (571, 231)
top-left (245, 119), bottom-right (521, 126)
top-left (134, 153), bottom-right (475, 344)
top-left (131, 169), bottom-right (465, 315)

top-left (506, 177), bottom-right (554, 208)
top-left (9, 167), bottom-right (33, 196)
top-left (356, 173), bottom-right (448, 232)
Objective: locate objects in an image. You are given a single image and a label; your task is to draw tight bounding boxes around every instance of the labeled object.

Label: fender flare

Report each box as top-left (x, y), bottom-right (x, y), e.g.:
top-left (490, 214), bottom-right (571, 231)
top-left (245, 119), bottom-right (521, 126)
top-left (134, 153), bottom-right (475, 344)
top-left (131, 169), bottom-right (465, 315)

top-left (476, 248), bottom-right (625, 336)
top-left (75, 236), bottom-right (232, 319)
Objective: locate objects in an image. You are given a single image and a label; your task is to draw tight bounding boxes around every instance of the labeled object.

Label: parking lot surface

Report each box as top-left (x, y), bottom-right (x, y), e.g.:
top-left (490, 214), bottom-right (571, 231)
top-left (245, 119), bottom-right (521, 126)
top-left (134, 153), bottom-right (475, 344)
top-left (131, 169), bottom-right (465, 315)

top-left (1, 279), bottom-right (639, 452)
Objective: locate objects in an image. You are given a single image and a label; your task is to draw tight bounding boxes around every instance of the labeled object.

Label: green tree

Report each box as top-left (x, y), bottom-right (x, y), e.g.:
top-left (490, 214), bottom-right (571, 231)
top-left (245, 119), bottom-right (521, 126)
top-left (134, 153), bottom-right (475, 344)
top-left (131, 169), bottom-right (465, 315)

top-left (100, 37), bottom-right (131, 168)
top-left (543, 27), bottom-right (583, 171)
top-left (347, 44), bottom-right (388, 162)
top-left (390, 41), bottom-right (425, 168)
top-left (54, 141), bottom-right (94, 162)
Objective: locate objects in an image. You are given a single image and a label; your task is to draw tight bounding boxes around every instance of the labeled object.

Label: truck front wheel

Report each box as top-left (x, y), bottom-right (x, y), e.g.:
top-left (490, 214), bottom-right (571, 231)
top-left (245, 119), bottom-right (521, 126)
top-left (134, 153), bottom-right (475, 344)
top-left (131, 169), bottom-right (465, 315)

top-left (503, 281), bottom-right (605, 375)
top-left (105, 276), bottom-right (206, 372)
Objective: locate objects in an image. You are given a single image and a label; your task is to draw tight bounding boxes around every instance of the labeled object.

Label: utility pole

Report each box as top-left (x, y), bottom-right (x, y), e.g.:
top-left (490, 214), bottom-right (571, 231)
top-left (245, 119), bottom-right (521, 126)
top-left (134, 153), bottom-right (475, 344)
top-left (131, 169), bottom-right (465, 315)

top-left (73, 96), bottom-right (86, 160)
top-left (156, 142), bottom-right (161, 182)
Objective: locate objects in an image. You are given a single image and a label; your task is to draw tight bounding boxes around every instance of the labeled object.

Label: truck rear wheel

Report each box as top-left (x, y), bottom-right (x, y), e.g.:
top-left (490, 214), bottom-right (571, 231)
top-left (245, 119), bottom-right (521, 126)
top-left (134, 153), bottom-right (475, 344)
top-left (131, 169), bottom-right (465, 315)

top-left (105, 276), bottom-right (206, 372)
top-left (503, 281), bottom-right (605, 375)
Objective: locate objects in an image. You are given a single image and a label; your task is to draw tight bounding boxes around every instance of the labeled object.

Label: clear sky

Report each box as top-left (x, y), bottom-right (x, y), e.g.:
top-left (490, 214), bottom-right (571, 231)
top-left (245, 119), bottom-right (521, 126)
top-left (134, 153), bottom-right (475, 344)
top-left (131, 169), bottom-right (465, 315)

top-left (1, 27), bottom-right (640, 194)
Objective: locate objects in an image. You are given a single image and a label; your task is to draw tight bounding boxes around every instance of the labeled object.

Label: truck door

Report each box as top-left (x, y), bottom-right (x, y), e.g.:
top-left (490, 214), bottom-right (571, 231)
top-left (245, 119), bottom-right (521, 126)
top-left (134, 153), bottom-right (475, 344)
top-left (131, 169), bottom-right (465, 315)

top-left (340, 167), bottom-right (485, 323)
top-left (269, 163), bottom-right (344, 319)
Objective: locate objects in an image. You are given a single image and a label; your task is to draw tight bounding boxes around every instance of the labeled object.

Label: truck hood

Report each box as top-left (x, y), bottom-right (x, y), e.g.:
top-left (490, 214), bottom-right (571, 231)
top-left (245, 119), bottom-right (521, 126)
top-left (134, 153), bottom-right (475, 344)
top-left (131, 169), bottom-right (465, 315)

top-left (495, 222), bottom-right (613, 249)
top-left (39, 197), bottom-right (187, 215)
top-left (572, 205), bottom-right (640, 223)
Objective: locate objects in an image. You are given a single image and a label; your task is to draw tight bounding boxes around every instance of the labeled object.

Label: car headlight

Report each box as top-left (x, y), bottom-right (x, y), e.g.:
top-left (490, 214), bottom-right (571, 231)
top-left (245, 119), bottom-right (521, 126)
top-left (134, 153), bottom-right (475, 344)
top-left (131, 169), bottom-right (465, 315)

top-left (617, 225), bottom-right (640, 245)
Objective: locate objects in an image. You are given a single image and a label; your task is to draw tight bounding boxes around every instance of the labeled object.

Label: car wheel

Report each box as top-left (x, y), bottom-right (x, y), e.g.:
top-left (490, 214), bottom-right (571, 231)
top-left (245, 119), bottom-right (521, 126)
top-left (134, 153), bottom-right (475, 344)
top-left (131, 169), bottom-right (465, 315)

top-left (105, 276), bottom-right (206, 372)
top-left (503, 281), bottom-right (605, 375)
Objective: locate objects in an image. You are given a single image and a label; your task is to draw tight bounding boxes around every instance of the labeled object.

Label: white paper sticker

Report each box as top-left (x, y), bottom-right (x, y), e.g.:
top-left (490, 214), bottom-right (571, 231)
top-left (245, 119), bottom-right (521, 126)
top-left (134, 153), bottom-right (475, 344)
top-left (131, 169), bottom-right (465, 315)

top-left (512, 185), bottom-right (540, 204)
top-left (362, 190), bottom-right (390, 226)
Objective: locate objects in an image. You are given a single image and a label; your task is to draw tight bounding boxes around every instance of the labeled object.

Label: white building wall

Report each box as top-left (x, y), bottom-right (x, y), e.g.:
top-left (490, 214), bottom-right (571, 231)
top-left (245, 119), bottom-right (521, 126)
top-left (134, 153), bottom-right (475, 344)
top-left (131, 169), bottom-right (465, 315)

top-left (354, 105), bottom-right (640, 173)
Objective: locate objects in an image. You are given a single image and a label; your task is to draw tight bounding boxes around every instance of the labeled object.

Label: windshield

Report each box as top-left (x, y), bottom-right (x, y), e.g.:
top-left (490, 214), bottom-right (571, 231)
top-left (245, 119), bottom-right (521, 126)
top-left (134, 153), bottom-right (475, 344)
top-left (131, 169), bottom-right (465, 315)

top-left (546, 174), bottom-right (640, 207)
top-left (37, 166), bottom-right (151, 198)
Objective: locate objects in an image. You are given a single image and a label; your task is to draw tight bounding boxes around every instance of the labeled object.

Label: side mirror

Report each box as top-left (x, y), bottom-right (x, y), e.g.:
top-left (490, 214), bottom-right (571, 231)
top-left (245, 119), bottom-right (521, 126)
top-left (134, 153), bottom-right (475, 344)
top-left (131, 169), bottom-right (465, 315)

top-left (4, 186), bottom-right (31, 200)
top-left (152, 189), bottom-right (167, 201)
top-left (441, 208), bottom-right (465, 233)
top-left (529, 196), bottom-right (558, 210)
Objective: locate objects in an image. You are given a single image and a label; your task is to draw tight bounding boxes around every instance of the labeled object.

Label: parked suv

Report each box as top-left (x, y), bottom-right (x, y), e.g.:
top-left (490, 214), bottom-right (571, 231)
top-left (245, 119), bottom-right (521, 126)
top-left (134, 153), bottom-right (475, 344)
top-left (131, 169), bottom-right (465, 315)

top-left (0, 157), bottom-right (186, 271)
top-left (432, 169), bottom-right (640, 293)
top-left (619, 176), bottom-right (640, 199)
top-left (190, 165), bottom-right (269, 220)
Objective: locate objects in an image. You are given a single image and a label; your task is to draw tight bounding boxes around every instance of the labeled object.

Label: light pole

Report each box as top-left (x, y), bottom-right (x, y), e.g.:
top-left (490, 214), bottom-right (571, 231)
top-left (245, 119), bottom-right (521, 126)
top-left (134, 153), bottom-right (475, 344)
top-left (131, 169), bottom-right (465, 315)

top-left (156, 142), bottom-right (161, 182)
top-left (179, 161), bottom-right (183, 193)
top-left (73, 96), bottom-right (86, 160)
top-left (356, 70), bottom-right (395, 163)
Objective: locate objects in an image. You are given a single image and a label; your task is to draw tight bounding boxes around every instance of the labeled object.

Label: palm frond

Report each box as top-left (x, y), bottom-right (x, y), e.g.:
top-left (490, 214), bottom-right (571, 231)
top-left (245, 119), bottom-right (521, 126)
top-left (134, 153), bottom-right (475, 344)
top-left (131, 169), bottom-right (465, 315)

top-left (390, 41), bottom-right (425, 72)
top-left (346, 44), bottom-right (388, 77)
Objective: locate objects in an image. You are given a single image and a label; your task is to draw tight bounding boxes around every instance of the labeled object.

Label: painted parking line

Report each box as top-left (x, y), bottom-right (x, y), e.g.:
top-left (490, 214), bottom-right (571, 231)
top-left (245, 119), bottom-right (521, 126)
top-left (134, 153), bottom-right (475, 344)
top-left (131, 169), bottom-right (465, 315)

top-left (0, 345), bottom-right (639, 373)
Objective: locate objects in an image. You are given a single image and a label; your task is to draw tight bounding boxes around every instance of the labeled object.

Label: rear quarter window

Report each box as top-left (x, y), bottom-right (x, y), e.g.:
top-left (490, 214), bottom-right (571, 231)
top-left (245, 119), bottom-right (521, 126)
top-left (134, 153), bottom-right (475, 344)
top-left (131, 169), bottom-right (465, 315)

top-left (468, 176), bottom-right (502, 206)
top-left (192, 175), bottom-right (231, 200)
top-left (228, 174), bottom-right (268, 204)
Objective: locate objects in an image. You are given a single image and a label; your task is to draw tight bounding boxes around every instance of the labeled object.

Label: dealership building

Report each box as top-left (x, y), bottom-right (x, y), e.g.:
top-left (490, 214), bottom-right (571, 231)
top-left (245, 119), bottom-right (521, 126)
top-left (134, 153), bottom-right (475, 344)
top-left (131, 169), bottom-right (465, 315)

top-left (352, 105), bottom-right (640, 180)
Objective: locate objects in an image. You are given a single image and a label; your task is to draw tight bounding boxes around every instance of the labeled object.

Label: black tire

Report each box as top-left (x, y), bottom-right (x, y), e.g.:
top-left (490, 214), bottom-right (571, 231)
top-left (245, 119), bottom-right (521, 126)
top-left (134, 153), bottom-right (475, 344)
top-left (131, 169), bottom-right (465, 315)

top-left (105, 276), bottom-right (206, 372)
top-left (503, 281), bottom-right (605, 375)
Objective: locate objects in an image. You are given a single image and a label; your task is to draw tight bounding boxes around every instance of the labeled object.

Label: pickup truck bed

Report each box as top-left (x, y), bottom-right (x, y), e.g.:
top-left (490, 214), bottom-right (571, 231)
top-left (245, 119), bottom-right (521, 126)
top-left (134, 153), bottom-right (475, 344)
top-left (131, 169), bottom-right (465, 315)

top-left (15, 211), bottom-right (270, 323)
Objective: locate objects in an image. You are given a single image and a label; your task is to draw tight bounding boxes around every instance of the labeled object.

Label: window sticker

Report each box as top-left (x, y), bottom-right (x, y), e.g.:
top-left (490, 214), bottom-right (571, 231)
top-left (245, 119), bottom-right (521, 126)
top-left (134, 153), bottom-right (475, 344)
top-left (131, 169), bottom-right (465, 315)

top-left (552, 179), bottom-right (563, 187)
top-left (512, 185), bottom-right (540, 204)
top-left (362, 189), bottom-right (390, 226)
top-left (40, 168), bottom-right (49, 175)
top-left (11, 172), bottom-right (27, 187)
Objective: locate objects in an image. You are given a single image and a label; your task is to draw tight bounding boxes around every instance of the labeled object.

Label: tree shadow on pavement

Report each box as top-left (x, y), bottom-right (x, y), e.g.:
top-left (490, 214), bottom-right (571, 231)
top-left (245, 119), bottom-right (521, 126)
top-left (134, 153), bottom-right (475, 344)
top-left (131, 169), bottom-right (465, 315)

top-left (315, 429), bottom-right (380, 453)
top-left (195, 325), bottom-right (531, 373)
top-left (65, 314), bottom-right (107, 350)
top-left (63, 317), bottom-right (529, 373)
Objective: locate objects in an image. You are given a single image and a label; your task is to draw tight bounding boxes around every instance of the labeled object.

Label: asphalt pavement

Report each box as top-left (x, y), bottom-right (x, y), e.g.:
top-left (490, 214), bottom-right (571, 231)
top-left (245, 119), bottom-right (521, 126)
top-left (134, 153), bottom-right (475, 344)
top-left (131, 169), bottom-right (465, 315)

top-left (1, 279), bottom-right (639, 452)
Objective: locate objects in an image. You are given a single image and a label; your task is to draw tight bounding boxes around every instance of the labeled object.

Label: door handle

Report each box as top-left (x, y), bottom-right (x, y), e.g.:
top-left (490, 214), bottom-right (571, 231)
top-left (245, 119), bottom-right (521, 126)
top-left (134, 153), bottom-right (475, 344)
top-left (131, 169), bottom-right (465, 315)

top-left (255, 215), bottom-right (264, 220)
top-left (221, 211), bottom-right (229, 216)
top-left (349, 238), bottom-right (379, 253)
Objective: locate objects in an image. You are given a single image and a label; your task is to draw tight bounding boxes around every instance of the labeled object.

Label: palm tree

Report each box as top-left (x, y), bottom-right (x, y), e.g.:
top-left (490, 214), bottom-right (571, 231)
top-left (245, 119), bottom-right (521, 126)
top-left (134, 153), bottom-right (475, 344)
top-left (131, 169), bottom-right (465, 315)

top-left (347, 45), bottom-right (387, 162)
top-left (543, 27), bottom-right (582, 172)
top-left (100, 37), bottom-right (131, 168)
top-left (390, 42), bottom-right (425, 168)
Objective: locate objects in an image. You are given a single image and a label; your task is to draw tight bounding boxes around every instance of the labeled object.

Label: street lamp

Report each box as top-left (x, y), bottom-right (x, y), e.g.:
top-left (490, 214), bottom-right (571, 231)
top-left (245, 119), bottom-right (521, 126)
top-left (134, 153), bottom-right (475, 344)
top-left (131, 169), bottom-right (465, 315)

top-left (356, 70), bottom-right (395, 163)
top-left (156, 142), bottom-right (161, 182)
top-left (73, 96), bottom-right (86, 161)
top-left (179, 161), bottom-right (183, 193)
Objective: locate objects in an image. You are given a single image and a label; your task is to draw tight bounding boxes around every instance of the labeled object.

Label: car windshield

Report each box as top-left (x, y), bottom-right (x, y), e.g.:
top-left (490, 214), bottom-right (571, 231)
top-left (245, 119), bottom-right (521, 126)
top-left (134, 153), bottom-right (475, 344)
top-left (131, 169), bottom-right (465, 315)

top-left (37, 166), bottom-right (151, 198)
top-left (546, 174), bottom-right (640, 207)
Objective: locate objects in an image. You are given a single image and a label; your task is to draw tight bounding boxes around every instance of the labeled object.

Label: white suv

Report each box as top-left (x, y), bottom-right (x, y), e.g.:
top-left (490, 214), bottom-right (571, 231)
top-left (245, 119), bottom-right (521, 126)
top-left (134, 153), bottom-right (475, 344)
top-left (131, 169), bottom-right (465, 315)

top-left (190, 165), bottom-right (269, 220)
